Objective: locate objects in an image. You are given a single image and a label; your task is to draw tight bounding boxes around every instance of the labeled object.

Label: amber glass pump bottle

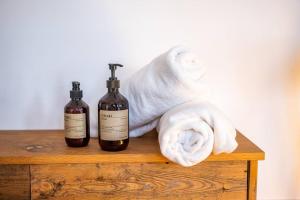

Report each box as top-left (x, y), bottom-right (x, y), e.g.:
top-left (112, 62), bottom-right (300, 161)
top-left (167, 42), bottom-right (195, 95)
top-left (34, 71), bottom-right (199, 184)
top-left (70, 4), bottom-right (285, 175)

top-left (64, 81), bottom-right (90, 147)
top-left (98, 64), bottom-right (129, 151)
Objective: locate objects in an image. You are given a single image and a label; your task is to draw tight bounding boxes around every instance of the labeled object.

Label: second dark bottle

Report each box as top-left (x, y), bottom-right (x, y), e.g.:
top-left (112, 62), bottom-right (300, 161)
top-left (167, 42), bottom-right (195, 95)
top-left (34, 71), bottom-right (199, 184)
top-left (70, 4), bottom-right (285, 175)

top-left (98, 64), bottom-right (129, 151)
top-left (64, 81), bottom-right (90, 147)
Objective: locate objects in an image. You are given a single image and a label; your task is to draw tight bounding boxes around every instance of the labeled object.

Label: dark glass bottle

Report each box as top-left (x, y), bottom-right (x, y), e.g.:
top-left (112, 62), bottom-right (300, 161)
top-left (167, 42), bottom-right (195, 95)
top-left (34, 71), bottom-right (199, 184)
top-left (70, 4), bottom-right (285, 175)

top-left (64, 81), bottom-right (90, 147)
top-left (98, 64), bottom-right (129, 151)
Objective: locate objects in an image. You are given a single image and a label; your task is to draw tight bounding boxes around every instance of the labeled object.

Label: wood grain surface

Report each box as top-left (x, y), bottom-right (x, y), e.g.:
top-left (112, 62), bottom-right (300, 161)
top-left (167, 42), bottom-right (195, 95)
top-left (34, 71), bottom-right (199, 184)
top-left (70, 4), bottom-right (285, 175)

top-left (0, 130), bottom-right (264, 164)
top-left (31, 161), bottom-right (247, 200)
top-left (0, 165), bottom-right (30, 200)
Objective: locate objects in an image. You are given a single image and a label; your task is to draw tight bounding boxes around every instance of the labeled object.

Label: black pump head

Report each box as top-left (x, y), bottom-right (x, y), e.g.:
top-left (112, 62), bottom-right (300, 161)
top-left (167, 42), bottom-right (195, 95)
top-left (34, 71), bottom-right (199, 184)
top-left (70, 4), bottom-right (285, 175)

top-left (107, 63), bottom-right (123, 89)
top-left (70, 81), bottom-right (83, 99)
top-left (72, 81), bottom-right (80, 90)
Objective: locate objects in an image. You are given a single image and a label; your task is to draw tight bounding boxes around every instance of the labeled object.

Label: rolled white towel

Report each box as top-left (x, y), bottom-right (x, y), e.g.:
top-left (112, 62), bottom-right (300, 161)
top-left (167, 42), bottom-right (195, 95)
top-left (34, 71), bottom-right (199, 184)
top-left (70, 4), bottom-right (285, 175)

top-left (121, 46), bottom-right (209, 137)
top-left (157, 101), bottom-right (238, 167)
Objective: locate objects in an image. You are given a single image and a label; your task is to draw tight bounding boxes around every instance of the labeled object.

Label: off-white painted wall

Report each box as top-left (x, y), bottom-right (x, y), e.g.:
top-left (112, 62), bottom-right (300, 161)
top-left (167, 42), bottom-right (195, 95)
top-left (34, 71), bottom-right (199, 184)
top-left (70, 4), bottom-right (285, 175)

top-left (0, 0), bottom-right (299, 199)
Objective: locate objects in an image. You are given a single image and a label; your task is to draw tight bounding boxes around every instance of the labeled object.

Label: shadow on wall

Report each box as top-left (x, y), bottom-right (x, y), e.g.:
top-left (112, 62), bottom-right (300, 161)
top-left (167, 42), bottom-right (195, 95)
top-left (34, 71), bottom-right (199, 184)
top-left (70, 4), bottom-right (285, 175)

top-left (286, 52), bottom-right (300, 193)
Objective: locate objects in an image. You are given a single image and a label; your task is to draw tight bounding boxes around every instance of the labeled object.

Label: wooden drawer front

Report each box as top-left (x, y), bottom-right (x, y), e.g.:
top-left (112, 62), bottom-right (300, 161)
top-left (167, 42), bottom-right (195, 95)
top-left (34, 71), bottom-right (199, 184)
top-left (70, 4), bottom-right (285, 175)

top-left (31, 161), bottom-right (247, 200)
top-left (0, 165), bottom-right (30, 200)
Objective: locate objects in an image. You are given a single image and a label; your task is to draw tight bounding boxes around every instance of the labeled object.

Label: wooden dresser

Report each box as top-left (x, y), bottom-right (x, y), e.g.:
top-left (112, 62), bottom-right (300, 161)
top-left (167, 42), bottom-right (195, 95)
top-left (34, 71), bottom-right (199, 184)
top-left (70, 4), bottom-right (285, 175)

top-left (0, 130), bottom-right (264, 200)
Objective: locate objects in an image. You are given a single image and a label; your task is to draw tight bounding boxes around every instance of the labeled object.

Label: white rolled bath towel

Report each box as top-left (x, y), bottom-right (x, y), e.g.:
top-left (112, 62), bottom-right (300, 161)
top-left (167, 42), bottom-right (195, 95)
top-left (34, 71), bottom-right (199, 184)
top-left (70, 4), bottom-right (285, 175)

top-left (121, 46), bottom-right (209, 137)
top-left (157, 101), bottom-right (238, 167)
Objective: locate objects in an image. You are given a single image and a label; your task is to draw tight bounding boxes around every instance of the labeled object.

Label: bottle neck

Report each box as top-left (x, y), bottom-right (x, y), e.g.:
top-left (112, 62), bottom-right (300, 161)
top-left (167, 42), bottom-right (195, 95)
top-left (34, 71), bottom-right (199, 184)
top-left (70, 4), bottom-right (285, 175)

top-left (108, 88), bottom-right (119, 93)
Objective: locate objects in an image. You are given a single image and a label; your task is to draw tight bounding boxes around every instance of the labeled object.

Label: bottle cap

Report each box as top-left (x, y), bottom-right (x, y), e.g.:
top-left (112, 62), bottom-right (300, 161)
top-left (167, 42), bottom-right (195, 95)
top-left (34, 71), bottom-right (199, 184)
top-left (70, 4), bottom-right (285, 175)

top-left (70, 81), bottom-right (83, 99)
top-left (107, 63), bottom-right (123, 89)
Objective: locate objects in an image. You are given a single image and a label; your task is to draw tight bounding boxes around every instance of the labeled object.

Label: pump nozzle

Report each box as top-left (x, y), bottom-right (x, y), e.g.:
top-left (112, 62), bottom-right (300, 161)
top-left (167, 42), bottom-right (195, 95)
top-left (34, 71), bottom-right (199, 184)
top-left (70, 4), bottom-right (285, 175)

top-left (108, 64), bottom-right (123, 80)
top-left (107, 63), bottom-right (123, 89)
top-left (72, 81), bottom-right (80, 90)
top-left (70, 81), bottom-right (82, 99)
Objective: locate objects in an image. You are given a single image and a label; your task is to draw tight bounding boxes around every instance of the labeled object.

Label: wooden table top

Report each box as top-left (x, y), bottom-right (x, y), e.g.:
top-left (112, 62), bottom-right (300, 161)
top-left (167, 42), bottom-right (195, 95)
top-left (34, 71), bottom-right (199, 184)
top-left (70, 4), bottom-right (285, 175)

top-left (0, 130), bottom-right (264, 164)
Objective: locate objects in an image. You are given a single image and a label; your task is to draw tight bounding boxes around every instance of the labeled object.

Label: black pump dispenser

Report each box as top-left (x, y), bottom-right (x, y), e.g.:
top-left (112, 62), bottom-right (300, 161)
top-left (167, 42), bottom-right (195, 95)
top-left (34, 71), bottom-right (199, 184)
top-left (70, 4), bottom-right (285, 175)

top-left (107, 64), bottom-right (123, 89)
top-left (70, 81), bottom-right (83, 99)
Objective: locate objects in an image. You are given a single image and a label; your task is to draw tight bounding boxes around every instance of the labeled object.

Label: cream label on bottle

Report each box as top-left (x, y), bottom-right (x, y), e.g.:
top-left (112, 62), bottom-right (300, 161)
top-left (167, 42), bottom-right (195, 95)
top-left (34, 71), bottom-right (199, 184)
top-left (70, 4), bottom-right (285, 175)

top-left (100, 109), bottom-right (128, 141)
top-left (64, 113), bottom-right (86, 139)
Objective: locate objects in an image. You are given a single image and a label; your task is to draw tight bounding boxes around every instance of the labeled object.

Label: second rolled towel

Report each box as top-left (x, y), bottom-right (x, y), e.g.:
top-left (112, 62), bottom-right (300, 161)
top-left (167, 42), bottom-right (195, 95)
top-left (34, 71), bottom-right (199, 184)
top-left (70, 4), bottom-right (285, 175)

top-left (157, 101), bottom-right (238, 167)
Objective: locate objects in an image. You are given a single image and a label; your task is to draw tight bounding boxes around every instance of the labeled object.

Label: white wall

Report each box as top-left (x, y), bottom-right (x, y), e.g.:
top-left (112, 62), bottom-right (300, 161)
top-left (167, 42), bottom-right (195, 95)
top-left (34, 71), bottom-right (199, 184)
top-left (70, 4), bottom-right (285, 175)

top-left (0, 0), bottom-right (299, 199)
